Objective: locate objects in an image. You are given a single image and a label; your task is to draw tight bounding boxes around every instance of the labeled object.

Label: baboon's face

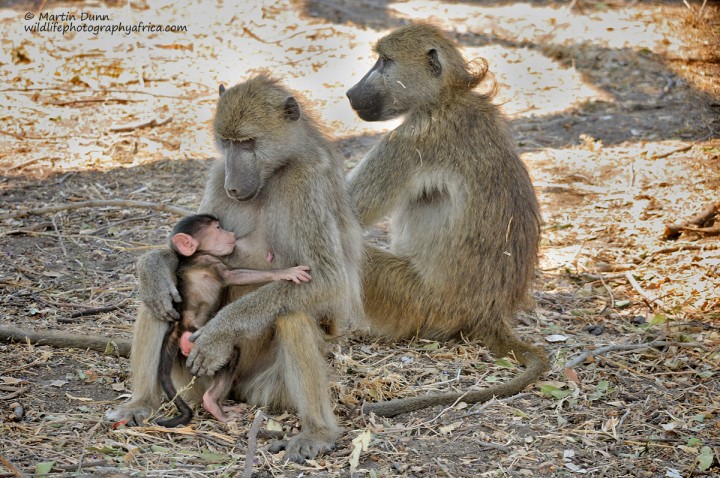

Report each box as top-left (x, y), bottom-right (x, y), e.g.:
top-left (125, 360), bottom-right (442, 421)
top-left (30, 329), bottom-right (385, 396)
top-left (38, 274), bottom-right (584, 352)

top-left (347, 45), bottom-right (443, 122)
top-left (218, 137), bottom-right (262, 201)
top-left (214, 82), bottom-right (301, 201)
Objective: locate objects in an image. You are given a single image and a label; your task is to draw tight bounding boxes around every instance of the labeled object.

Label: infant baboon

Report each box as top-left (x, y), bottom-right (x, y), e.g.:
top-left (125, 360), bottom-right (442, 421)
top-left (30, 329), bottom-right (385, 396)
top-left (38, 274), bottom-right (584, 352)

top-left (107, 75), bottom-right (363, 463)
top-left (346, 23), bottom-right (549, 416)
top-left (157, 214), bottom-right (311, 428)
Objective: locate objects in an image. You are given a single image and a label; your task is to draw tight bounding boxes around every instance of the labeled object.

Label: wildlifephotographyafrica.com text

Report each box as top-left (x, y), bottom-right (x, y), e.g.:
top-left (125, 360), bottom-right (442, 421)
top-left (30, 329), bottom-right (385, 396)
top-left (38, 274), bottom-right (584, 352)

top-left (23, 11), bottom-right (188, 36)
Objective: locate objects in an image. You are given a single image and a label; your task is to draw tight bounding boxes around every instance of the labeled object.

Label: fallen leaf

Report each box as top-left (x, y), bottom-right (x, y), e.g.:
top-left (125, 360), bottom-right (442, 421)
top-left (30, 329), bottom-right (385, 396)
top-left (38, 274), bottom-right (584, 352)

top-left (439, 421), bottom-right (462, 435)
top-left (564, 368), bottom-right (581, 385)
top-left (698, 446), bottom-right (714, 471)
top-left (349, 429), bottom-right (372, 471)
top-left (545, 334), bottom-right (568, 343)
top-left (66, 393), bottom-right (93, 402)
top-left (35, 461), bottom-right (55, 477)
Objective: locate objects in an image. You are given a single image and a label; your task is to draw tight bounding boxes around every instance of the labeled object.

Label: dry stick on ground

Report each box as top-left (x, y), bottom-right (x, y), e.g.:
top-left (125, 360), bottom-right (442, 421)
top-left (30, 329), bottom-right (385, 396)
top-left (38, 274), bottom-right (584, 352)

top-left (648, 243), bottom-right (720, 257)
top-left (650, 144), bottom-right (693, 160)
top-left (0, 199), bottom-right (194, 221)
top-left (244, 410), bottom-right (265, 478)
top-left (70, 304), bottom-right (125, 318)
top-left (0, 453), bottom-right (24, 478)
top-left (464, 393), bottom-right (531, 417)
top-left (4, 156), bottom-right (50, 172)
top-left (108, 116), bottom-right (173, 132)
top-left (564, 340), bottom-right (704, 370)
top-left (673, 225), bottom-right (720, 237)
top-left (0, 387), bottom-right (27, 401)
top-left (662, 201), bottom-right (718, 240)
top-left (624, 271), bottom-right (665, 310)
top-left (0, 325), bottom-right (131, 357)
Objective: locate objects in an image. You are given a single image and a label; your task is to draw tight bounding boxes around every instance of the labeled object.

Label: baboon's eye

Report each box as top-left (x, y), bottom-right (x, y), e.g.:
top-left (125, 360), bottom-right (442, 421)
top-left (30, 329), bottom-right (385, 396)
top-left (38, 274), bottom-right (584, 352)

top-left (238, 138), bottom-right (256, 150)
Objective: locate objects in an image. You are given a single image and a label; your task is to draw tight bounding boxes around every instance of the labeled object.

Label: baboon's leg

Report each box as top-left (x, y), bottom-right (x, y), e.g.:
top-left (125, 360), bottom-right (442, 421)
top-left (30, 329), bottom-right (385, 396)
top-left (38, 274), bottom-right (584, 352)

top-left (105, 305), bottom-right (164, 424)
top-left (201, 350), bottom-right (239, 423)
top-left (273, 312), bottom-right (340, 463)
top-left (106, 305), bottom-right (196, 425)
top-left (361, 245), bottom-right (467, 342)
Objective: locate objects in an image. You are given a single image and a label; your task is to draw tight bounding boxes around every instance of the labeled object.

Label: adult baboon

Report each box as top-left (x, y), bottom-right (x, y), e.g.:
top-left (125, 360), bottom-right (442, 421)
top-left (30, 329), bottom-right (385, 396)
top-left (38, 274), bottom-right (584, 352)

top-left (106, 75), bottom-right (363, 462)
top-left (346, 23), bottom-right (549, 416)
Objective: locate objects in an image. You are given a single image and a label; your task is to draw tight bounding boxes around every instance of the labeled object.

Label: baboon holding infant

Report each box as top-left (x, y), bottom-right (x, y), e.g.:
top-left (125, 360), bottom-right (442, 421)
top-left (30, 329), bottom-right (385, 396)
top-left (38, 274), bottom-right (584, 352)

top-left (106, 75), bottom-right (363, 462)
top-left (346, 23), bottom-right (549, 416)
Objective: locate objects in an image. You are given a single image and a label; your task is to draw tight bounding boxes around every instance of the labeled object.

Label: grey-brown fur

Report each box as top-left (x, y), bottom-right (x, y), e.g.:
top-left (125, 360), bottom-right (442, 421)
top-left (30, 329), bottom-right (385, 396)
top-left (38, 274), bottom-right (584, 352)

top-left (346, 23), bottom-right (549, 416)
top-left (106, 74), bottom-right (363, 462)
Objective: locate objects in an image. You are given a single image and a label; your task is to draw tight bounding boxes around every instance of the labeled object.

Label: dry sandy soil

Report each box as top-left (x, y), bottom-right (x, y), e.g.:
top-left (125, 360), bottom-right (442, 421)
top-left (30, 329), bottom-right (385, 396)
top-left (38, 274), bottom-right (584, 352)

top-left (1, 0), bottom-right (719, 477)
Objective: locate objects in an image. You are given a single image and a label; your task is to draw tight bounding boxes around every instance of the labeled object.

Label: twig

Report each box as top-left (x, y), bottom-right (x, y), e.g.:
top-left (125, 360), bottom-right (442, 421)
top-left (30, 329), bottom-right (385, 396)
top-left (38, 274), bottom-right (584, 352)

top-left (244, 410), bottom-right (265, 478)
top-left (673, 225), bottom-right (720, 237)
top-left (4, 156), bottom-right (49, 172)
top-left (0, 325), bottom-right (131, 357)
top-left (624, 271), bottom-right (664, 309)
top-left (76, 418), bottom-right (104, 473)
top-left (650, 144), bottom-right (692, 160)
top-left (464, 393), bottom-right (531, 417)
top-left (0, 130), bottom-right (25, 141)
top-left (0, 199), bottom-right (194, 220)
top-left (49, 98), bottom-right (139, 106)
top-left (425, 389), bottom-right (472, 425)
top-left (84, 213), bottom-right (159, 235)
top-left (433, 458), bottom-right (456, 478)
top-left (108, 116), bottom-right (173, 132)
top-left (564, 340), bottom-right (704, 369)
top-left (51, 215), bottom-right (68, 257)
top-left (0, 453), bottom-right (25, 478)
top-left (70, 304), bottom-right (125, 318)
top-left (647, 243), bottom-right (719, 257)
top-left (0, 387), bottom-right (28, 401)
top-left (663, 202), bottom-right (718, 240)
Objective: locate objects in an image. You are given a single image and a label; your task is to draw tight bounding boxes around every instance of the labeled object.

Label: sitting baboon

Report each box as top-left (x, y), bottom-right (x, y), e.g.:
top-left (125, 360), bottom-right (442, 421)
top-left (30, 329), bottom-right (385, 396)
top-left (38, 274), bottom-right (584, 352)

top-left (157, 213), bottom-right (312, 428)
top-left (346, 23), bottom-right (549, 416)
top-left (106, 75), bottom-right (363, 462)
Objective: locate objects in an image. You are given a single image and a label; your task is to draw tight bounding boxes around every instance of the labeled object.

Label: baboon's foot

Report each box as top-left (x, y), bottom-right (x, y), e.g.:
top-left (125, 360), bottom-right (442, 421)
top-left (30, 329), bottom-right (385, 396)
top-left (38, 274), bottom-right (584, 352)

top-left (269, 430), bottom-right (337, 463)
top-left (105, 402), bottom-right (153, 426)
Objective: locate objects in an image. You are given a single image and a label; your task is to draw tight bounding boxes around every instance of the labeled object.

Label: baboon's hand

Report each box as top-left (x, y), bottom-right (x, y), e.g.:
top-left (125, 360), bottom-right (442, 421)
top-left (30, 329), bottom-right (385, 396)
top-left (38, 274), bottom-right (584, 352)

top-left (136, 249), bottom-right (181, 321)
top-left (186, 324), bottom-right (234, 376)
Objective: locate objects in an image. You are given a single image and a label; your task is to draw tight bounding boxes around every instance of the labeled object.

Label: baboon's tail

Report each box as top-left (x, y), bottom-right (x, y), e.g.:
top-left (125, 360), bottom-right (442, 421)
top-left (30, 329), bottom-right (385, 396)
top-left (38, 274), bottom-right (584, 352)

top-left (156, 323), bottom-right (193, 427)
top-left (363, 340), bottom-right (549, 418)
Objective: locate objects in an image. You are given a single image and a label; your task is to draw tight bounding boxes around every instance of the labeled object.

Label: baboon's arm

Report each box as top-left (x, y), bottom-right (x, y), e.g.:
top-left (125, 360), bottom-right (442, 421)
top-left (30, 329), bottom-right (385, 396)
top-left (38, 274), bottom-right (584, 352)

top-left (136, 248), bottom-right (180, 321)
top-left (348, 141), bottom-right (410, 226)
top-left (186, 201), bottom-right (344, 376)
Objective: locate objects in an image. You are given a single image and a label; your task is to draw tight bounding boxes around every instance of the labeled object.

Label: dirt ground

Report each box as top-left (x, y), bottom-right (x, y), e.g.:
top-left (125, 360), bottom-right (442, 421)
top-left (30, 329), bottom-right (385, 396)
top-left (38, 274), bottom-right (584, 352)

top-left (1, 0), bottom-right (719, 477)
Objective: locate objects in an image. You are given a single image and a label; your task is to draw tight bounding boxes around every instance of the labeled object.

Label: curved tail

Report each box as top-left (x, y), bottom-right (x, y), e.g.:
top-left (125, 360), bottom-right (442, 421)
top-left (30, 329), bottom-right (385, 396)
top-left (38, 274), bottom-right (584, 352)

top-left (363, 341), bottom-right (549, 418)
top-left (156, 323), bottom-right (193, 427)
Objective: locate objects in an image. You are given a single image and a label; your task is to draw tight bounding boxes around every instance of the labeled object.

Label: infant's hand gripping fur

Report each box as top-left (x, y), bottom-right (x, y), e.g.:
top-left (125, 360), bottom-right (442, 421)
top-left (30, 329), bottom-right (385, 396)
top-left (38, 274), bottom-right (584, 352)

top-left (136, 249), bottom-right (181, 321)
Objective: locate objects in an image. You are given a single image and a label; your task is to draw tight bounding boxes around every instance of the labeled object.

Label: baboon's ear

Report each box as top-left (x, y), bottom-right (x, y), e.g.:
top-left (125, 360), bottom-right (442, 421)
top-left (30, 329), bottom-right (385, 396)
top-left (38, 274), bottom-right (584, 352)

top-left (428, 49), bottom-right (442, 77)
top-left (219, 84), bottom-right (226, 97)
top-left (171, 233), bottom-right (198, 257)
top-left (282, 96), bottom-right (301, 122)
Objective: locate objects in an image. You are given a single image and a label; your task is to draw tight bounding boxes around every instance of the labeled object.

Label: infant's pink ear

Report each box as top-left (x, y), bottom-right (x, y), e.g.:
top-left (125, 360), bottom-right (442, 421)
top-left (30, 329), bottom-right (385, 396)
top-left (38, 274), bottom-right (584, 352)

top-left (171, 233), bottom-right (198, 257)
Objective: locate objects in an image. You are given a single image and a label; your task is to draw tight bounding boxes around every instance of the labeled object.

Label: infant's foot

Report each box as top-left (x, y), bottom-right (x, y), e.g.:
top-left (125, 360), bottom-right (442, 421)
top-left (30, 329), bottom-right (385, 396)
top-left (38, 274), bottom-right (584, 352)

top-left (179, 331), bottom-right (194, 356)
